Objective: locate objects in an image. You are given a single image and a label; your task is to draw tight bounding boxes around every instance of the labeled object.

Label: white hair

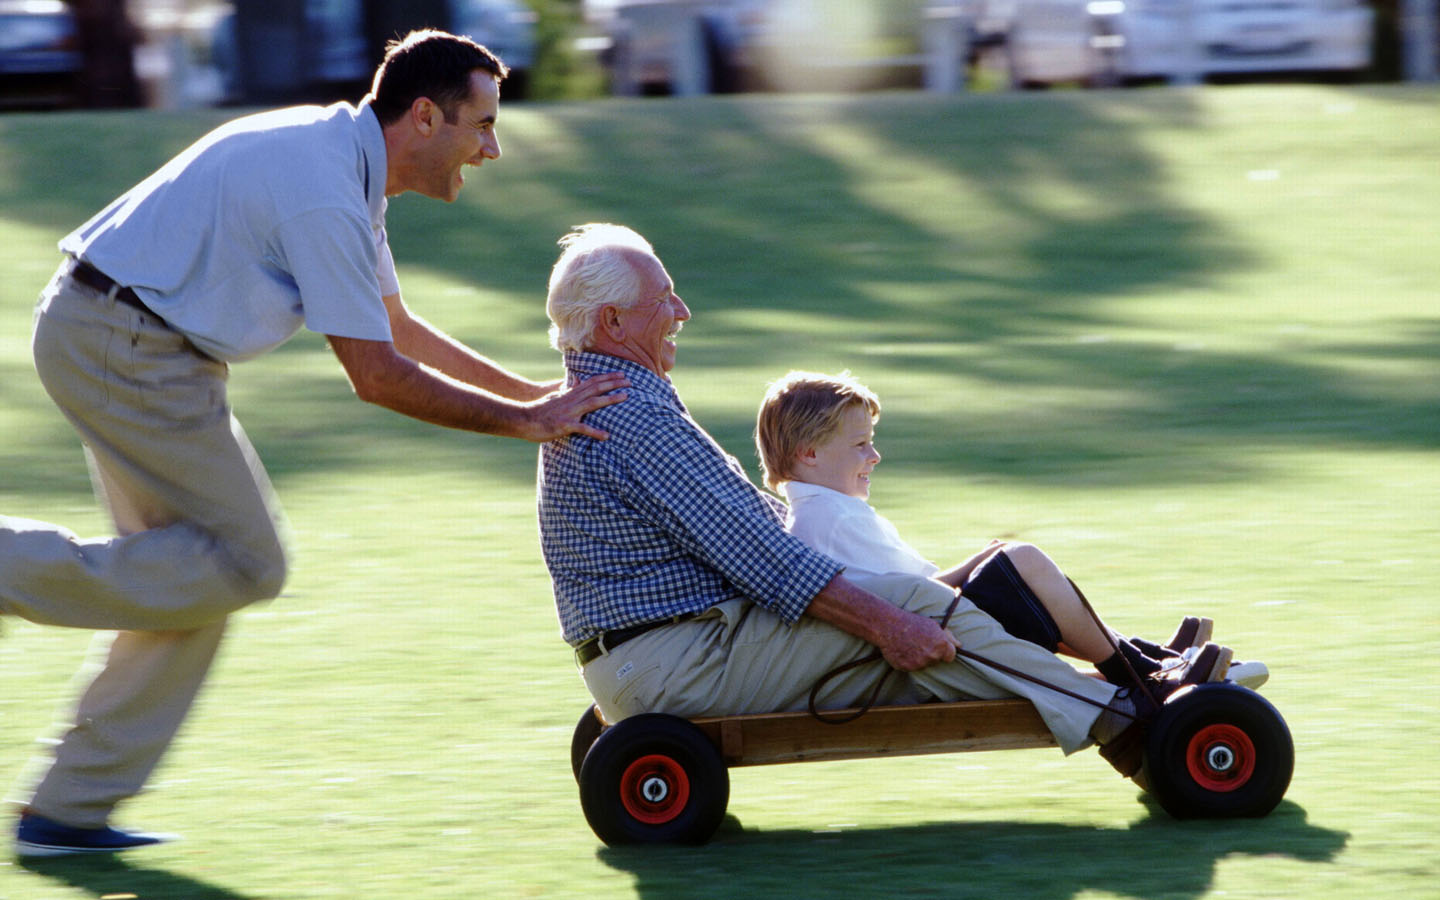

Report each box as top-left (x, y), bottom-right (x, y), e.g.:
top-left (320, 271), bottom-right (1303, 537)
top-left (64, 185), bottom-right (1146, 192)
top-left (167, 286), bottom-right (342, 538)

top-left (546, 223), bottom-right (657, 353)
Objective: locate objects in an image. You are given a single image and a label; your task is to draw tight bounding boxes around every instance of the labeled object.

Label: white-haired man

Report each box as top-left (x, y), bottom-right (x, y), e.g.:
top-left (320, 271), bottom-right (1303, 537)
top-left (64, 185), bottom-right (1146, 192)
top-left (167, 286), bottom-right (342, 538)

top-left (535, 223), bottom-right (1220, 779)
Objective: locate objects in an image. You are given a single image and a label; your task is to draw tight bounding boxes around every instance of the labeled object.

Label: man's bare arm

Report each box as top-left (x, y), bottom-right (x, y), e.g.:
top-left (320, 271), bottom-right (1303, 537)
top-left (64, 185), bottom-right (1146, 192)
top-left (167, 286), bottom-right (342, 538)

top-left (805, 574), bottom-right (959, 671)
top-left (327, 334), bottom-right (626, 442)
top-left (382, 292), bottom-right (558, 402)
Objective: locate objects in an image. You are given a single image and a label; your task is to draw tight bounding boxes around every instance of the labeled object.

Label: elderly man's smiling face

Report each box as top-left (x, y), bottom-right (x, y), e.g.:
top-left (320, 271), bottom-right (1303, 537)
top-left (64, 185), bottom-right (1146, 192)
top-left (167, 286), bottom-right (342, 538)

top-left (609, 251), bottom-right (690, 377)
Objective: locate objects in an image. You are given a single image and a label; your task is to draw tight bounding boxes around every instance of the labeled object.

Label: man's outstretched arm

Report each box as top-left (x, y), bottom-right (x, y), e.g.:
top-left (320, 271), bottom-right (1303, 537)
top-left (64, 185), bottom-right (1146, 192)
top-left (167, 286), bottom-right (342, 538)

top-left (381, 291), bottom-right (561, 401)
top-left (327, 334), bottom-right (627, 442)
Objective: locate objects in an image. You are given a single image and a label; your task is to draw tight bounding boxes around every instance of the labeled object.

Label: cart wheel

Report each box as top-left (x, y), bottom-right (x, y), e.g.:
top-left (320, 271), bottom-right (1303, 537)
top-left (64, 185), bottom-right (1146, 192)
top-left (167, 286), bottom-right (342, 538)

top-left (571, 704), bottom-right (607, 782)
top-left (578, 713), bottom-right (729, 846)
top-left (1143, 683), bottom-right (1293, 819)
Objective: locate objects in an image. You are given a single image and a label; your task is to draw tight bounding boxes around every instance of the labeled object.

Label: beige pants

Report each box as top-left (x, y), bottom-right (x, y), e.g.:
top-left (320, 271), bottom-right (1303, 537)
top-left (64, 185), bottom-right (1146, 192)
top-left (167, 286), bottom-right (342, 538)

top-left (1, 263), bottom-right (289, 826)
top-left (581, 572), bottom-right (1118, 755)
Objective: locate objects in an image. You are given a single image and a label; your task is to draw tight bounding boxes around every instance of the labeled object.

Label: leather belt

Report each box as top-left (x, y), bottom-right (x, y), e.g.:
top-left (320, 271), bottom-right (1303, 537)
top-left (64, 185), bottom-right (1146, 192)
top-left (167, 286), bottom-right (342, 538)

top-left (69, 259), bottom-right (150, 314)
top-left (575, 612), bottom-right (701, 667)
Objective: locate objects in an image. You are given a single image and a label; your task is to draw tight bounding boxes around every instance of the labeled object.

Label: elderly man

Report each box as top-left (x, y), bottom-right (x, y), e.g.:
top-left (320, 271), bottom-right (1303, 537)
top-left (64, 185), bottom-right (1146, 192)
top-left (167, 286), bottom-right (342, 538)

top-left (536, 223), bottom-right (1213, 778)
top-left (1, 32), bottom-right (627, 857)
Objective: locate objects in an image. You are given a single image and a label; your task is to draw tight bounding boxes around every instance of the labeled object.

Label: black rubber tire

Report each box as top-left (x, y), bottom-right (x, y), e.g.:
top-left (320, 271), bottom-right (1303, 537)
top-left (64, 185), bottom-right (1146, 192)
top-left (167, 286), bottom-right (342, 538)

top-left (578, 713), bottom-right (729, 846)
top-left (571, 704), bottom-right (606, 783)
top-left (1143, 683), bottom-right (1294, 818)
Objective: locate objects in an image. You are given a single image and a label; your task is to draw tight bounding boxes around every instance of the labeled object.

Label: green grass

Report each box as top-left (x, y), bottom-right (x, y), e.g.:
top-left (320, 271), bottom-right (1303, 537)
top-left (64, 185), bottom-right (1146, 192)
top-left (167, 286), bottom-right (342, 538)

top-left (2, 84), bottom-right (1438, 899)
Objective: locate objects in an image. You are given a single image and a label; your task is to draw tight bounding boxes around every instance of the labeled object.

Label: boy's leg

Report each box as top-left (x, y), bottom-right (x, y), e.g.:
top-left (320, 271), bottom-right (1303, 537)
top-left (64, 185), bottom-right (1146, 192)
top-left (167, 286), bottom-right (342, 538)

top-left (995, 543), bottom-right (1115, 661)
top-left (967, 544), bottom-right (1164, 685)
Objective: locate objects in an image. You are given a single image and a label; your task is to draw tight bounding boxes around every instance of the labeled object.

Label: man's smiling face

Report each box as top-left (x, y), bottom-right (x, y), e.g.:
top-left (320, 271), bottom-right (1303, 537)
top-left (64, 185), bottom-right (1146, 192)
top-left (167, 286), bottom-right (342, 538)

top-left (420, 70), bottom-right (501, 202)
top-left (617, 251), bottom-right (690, 377)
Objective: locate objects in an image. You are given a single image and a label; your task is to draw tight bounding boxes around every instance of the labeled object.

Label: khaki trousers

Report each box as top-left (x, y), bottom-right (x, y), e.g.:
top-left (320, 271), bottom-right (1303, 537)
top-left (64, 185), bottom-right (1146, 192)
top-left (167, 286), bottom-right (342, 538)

top-left (581, 572), bottom-right (1117, 754)
top-left (2, 264), bottom-right (289, 826)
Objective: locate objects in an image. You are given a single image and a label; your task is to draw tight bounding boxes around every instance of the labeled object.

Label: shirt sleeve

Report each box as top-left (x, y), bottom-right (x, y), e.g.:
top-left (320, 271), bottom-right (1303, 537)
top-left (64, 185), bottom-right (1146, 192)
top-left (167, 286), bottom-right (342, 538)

top-left (373, 225), bottom-right (400, 297)
top-left (615, 409), bottom-right (841, 624)
top-left (803, 505), bottom-right (939, 581)
top-left (271, 207), bottom-right (393, 342)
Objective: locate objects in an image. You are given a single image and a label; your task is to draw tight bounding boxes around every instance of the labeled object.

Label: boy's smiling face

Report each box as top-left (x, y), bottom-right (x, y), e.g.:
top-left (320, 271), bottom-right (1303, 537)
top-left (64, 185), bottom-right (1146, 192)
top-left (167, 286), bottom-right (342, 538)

top-left (797, 403), bottom-right (881, 499)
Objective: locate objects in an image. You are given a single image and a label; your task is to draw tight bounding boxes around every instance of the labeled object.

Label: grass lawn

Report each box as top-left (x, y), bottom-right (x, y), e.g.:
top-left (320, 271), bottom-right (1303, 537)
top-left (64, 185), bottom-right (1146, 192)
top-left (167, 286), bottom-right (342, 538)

top-left (1, 83), bottom-right (1437, 899)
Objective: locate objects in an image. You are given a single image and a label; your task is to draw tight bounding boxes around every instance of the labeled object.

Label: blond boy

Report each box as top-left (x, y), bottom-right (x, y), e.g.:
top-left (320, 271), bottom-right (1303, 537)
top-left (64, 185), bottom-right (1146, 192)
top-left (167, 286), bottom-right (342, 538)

top-left (756, 371), bottom-right (1261, 689)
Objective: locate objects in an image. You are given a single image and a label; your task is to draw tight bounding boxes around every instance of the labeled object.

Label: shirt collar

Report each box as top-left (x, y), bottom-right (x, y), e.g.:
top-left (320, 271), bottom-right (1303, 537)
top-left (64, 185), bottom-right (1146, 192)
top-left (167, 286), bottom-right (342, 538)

top-left (356, 102), bottom-right (388, 223)
top-left (781, 480), bottom-right (867, 508)
top-left (564, 351), bottom-right (680, 403)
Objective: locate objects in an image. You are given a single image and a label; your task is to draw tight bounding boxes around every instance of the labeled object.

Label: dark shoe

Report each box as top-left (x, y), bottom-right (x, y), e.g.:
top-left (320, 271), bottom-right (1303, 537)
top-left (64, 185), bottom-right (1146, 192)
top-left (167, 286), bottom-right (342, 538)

top-left (1148, 641), bottom-right (1233, 698)
top-left (1098, 721), bottom-right (1147, 778)
top-left (1164, 616), bottom-right (1213, 652)
top-left (15, 811), bottom-right (178, 858)
top-left (1180, 641), bottom-right (1232, 685)
top-left (1094, 686), bottom-right (1161, 778)
top-left (1098, 644), bottom-right (1230, 780)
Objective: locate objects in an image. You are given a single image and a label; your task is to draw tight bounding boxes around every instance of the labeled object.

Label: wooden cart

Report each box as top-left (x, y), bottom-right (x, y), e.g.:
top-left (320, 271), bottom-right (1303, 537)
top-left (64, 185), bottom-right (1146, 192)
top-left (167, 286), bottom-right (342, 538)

top-left (570, 683), bottom-right (1293, 845)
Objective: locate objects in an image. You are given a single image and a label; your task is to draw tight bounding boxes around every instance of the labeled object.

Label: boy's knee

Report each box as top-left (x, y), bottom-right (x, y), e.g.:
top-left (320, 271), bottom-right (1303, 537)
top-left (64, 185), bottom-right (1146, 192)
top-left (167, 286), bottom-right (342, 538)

top-left (998, 542), bottom-right (1049, 576)
top-left (1001, 541), bottom-right (1039, 561)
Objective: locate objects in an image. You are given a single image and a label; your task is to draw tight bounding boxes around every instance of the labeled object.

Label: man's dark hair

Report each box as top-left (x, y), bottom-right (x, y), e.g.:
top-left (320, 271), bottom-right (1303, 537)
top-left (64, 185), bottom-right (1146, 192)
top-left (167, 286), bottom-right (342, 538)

top-left (369, 29), bottom-right (508, 126)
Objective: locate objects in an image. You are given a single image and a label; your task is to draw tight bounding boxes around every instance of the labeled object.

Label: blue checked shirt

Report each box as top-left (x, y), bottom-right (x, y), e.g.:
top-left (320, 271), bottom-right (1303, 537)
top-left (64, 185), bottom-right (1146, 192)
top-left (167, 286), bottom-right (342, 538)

top-left (539, 352), bottom-right (843, 646)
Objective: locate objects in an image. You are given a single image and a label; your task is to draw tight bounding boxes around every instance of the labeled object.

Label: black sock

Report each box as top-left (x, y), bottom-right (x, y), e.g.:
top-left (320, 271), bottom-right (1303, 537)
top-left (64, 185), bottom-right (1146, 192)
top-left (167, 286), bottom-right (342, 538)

top-left (1096, 641), bottom-right (1163, 685)
top-left (1128, 636), bottom-right (1181, 660)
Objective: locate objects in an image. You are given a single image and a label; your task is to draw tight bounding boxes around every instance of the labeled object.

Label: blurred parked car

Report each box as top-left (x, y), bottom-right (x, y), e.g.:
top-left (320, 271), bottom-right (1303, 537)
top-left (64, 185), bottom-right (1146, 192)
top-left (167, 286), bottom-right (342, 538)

top-left (1003, 0), bottom-right (1374, 86)
top-left (212, 0), bottom-right (536, 104)
top-left (0, 0), bottom-right (81, 109)
top-left (585, 0), bottom-right (962, 94)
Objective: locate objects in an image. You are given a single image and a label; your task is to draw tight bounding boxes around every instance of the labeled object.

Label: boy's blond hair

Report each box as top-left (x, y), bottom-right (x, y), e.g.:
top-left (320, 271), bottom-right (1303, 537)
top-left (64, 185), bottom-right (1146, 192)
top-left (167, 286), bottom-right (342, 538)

top-left (755, 370), bottom-right (880, 492)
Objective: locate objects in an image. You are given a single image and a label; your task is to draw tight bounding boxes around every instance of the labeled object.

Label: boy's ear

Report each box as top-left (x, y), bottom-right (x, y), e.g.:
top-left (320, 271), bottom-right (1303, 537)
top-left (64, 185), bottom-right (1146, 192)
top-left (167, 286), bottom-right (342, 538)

top-left (793, 446), bottom-right (817, 469)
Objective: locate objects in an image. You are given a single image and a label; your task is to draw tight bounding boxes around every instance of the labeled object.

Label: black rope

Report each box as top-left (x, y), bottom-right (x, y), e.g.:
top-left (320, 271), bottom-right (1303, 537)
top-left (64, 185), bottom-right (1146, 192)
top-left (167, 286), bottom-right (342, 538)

top-left (808, 583), bottom-right (1147, 726)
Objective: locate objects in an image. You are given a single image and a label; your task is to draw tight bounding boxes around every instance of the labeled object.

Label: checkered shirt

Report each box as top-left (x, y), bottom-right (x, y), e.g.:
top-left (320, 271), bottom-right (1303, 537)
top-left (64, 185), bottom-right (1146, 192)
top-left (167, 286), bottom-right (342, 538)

top-left (539, 352), bottom-right (843, 646)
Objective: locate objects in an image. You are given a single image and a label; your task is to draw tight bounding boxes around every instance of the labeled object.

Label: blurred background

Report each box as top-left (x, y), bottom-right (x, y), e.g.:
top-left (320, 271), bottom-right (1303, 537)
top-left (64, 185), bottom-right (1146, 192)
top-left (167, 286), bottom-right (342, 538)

top-left (0, 0), bottom-right (1435, 112)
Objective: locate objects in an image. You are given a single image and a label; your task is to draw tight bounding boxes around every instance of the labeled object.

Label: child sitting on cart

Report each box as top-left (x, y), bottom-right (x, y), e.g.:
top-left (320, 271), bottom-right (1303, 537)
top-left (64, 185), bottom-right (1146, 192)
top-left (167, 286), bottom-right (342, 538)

top-left (754, 370), bottom-right (1267, 692)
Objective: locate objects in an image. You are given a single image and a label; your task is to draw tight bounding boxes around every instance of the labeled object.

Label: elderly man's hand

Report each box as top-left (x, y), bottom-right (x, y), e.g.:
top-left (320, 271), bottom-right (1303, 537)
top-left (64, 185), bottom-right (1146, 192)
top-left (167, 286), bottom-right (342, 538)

top-left (875, 608), bottom-right (961, 671)
top-left (807, 575), bottom-right (960, 672)
top-left (521, 373), bottom-right (630, 442)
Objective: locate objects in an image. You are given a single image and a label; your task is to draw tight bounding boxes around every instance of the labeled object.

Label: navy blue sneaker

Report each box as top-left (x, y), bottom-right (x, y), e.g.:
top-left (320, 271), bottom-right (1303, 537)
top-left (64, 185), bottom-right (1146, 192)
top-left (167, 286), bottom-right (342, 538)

top-left (15, 811), bottom-right (178, 858)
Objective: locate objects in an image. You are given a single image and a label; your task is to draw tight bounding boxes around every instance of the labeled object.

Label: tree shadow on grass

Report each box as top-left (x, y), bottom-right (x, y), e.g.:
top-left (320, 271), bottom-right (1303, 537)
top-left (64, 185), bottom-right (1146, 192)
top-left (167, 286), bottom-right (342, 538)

top-left (3, 91), bottom-right (1434, 501)
top-left (19, 852), bottom-right (258, 900)
top-left (599, 800), bottom-right (1346, 900)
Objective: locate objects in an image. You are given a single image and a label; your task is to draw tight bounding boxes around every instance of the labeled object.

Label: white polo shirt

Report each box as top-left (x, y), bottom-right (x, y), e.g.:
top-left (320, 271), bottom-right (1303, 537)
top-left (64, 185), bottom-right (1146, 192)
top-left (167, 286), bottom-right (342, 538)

top-left (60, 101), bottom-right (398, 363)
top-left (781, 481), bottom-right (940, 581)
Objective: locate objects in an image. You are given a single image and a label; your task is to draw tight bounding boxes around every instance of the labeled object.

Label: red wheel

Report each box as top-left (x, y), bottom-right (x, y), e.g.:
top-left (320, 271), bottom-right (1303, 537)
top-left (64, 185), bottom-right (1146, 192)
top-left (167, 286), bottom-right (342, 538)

top-left (619, 754), bottom-right (691, 824)
top-left (1144, 683), bottom-right (1293, 818)
top-left (1185, 723), bottom-right (1256, 792)
top-left (579, 714), bottom-right (729, 845)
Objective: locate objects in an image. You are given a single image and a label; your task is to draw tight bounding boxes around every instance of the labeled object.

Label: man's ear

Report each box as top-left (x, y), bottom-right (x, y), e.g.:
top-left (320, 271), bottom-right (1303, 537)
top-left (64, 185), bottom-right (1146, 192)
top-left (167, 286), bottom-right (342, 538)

top-left (598, 304), bottom-right (626, 341)
top-left (411, 97), bottom-right (440, 137)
